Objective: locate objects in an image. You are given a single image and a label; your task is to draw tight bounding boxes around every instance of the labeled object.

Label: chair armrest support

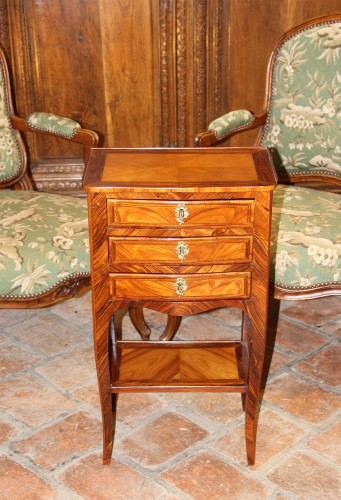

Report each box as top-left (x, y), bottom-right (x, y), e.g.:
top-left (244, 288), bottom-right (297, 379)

top-left (195, 110), bottom-right (267, 146)
top-left (209, 110), bottom-right (255, 138)
top-left (11, 114), bottom-right (99, 147)
top-left (26, 112), bottom-right (81, 138)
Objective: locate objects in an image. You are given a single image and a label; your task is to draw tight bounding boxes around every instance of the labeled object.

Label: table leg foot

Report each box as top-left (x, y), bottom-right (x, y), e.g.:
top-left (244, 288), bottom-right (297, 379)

top-left (245, 412), bottom-right (256, 466)
top-left (102, 393), bottom-right (118, 465)
top-left (103, 447), bottom-right (113, 465)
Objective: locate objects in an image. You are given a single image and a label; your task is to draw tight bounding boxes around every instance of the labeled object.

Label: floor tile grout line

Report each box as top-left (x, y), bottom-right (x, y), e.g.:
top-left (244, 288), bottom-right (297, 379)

top-left (2, 448), bottom-right (87, 500)
top-left (0, 333), bottom-right (94, 379)
top-left (260, 399), bottom-right (340, 432)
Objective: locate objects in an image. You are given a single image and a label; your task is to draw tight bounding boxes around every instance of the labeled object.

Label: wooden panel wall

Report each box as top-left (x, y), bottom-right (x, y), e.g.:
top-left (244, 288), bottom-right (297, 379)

top-left (1, 0), bottom-right (340, 193)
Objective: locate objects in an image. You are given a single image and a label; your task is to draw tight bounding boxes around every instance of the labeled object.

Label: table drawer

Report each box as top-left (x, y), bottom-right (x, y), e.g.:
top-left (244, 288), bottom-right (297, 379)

top-left (107, 199), bottom-right (254, 227)
top-left (109, 272), bottom-right (251, 300)
top-left (108, 236), bottom-right (252, 265)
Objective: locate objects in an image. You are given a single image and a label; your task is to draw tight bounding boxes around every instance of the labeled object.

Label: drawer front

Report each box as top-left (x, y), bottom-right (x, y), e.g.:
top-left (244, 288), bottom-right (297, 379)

top-left (107, 200), bottom-right (254, 227)
top-left (109, 272), bottom-right (251, 300)
top-left (109, 236), bottom-right (252, 265)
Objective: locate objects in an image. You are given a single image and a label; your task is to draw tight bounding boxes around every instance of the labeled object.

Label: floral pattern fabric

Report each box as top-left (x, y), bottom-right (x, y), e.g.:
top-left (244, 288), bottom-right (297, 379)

top-left (271, 184), bottom-right (340, 289)
top-left (0, 64), bottom-right (22, 183)
top-left (0, 191), bottom-right (90, 297)
top-left (27, 112), bottom-right (81, 138)
top-left (208, 110), bottom-right (255, 140)
top-left (261, 20), bottom-right (341, 179)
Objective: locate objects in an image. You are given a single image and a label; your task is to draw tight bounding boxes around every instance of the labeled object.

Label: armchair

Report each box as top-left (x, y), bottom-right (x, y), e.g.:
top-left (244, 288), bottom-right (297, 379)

top-left (0, 47), bottom-right (99, 308)
top-left (196, 14), bottom-right (341, 300)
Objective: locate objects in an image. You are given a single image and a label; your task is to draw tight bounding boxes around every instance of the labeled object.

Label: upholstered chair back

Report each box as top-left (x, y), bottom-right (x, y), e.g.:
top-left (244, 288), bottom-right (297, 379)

top-left (259, 19), bottom-right (341, 182)
top-left (0, 51), bottom-right (26, 185)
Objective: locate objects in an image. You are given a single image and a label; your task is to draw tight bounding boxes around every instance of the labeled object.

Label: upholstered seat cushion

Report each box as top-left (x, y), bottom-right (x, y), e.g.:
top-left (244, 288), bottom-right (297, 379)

top-left (0, 190), bottom-right (90, 298)
top-left (271, 184), bottom-right (340, 291)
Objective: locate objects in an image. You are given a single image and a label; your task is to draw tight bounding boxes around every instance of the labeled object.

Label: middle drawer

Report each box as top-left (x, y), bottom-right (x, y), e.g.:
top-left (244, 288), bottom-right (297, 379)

top-left (108, 236), bottom-right (253, 267)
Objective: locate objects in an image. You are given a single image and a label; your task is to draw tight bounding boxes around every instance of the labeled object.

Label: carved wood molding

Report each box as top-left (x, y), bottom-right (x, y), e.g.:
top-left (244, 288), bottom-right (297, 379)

top-left (175, 0), bottom-right (187, 147)
top-left (6, 0), bottom-right (34, 116)
top-left (32, 176), bottom-right (84, 193)
top-left (159, 0), bottom-right (176, 146)
top-left (195, 0), bottom-right (209, 135)
top-left (31, 160), bottom-right (85, 193)
top-left (210, 0), bottom-right (224, 119)
top-left (159, 0), bottom-right (223, 147)
top-left (3, 0), bottom-right (225, 192)
top-left (0, 1), bottom-right (10, 59)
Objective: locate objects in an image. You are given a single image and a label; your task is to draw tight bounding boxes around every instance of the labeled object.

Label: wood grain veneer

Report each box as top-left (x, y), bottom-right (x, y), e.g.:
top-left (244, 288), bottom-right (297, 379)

top-left (84, 147), bottom-right (277, 466)
top-left (108, 236), bottom-right (252, 265)
top-left (107, 199), bottom-right (255, 227)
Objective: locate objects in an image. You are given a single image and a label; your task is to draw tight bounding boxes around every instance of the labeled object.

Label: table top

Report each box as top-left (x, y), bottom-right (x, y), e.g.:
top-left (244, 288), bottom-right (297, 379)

top-left (83, 147), bottom-right (277, 193)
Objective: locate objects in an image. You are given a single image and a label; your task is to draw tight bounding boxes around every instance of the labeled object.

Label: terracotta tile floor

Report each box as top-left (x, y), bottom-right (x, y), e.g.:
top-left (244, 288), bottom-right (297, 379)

top-left (0, 293), bottom-right (340, 499)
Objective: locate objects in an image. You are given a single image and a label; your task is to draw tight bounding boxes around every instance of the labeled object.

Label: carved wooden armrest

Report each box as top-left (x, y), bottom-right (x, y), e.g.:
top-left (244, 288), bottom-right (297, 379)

top-left (26, 112), bottom-right (81, 138)
top-left (195, 110), bottom-right (267, 146)
top-left (11, 114), bottom-right (99, 147)
top-left (209, 110), bottom-right (255, 138)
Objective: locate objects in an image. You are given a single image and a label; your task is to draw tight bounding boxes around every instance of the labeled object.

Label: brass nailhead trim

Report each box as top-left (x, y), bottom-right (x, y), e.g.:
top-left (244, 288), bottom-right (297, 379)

top-left (273, 280), bottom-right (341, 290)
top-left (0, 272), bottom-right (90, 299)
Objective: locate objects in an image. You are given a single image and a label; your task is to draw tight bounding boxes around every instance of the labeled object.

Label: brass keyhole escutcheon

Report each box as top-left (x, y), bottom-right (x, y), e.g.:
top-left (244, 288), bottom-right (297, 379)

top-left (175, 203), bottom-right (189, 225)
top-left (174, 277), bottom-right (188, 296)
top-left (175, 241), bottom-right (189, 261)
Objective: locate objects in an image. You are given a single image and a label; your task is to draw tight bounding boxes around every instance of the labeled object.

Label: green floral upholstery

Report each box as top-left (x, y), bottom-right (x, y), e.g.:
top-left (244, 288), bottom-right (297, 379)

top-left (0, 65), bottom-right (23, 183)
top-left (0, 44), bottom-right (98, 306)
top-left (197, 17), bottom-right (341, 295)
top-left (0, 191), bottom-right (89, 298)
top-left (208, 110), bottom-right (255, 140)
top-left (271, 185), bottom-right (340, 290)
top-left (27, 112), bottom-right (81, 138)
top-left (260, 20), bottom-right (341, 180)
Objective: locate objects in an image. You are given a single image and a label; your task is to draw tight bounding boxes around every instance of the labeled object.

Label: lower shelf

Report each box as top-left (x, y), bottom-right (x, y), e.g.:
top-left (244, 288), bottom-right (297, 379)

top-left (112, 345), bottom-right (247, 392)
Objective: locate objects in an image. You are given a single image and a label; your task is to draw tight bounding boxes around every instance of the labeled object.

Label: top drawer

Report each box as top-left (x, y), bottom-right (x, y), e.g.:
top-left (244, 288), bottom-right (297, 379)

top-left (107, 199), bottom-right (254, 228)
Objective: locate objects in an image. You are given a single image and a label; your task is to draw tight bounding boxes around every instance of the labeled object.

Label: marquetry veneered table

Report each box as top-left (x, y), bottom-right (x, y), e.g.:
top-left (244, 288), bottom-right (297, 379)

top-left (83, 147), bottom-right (277, 465)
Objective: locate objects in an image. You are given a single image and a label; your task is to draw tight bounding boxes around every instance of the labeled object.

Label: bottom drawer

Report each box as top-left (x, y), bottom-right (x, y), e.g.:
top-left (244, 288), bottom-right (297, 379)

top-left (109, 272), bottom-right (251, 300)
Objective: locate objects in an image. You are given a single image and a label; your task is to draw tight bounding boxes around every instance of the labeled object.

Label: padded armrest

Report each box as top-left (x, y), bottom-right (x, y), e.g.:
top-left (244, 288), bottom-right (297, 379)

top-left (208, 110), bottom-right (255, 140)
top-left (26, 112), bottom-right (81, 138)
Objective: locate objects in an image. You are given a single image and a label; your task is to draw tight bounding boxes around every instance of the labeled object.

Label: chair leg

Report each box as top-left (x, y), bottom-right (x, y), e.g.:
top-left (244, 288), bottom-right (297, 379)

top-left (129, 308), bottom-right (182, 341)
top-left (128, 307), bottom-right (151, 340)
top-left (159, 315), bottom-right (182, 341)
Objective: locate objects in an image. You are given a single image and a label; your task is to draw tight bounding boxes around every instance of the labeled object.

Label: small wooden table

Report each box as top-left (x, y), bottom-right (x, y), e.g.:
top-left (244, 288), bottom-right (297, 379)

top-left (84, 147), bottom-right (277, 465)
